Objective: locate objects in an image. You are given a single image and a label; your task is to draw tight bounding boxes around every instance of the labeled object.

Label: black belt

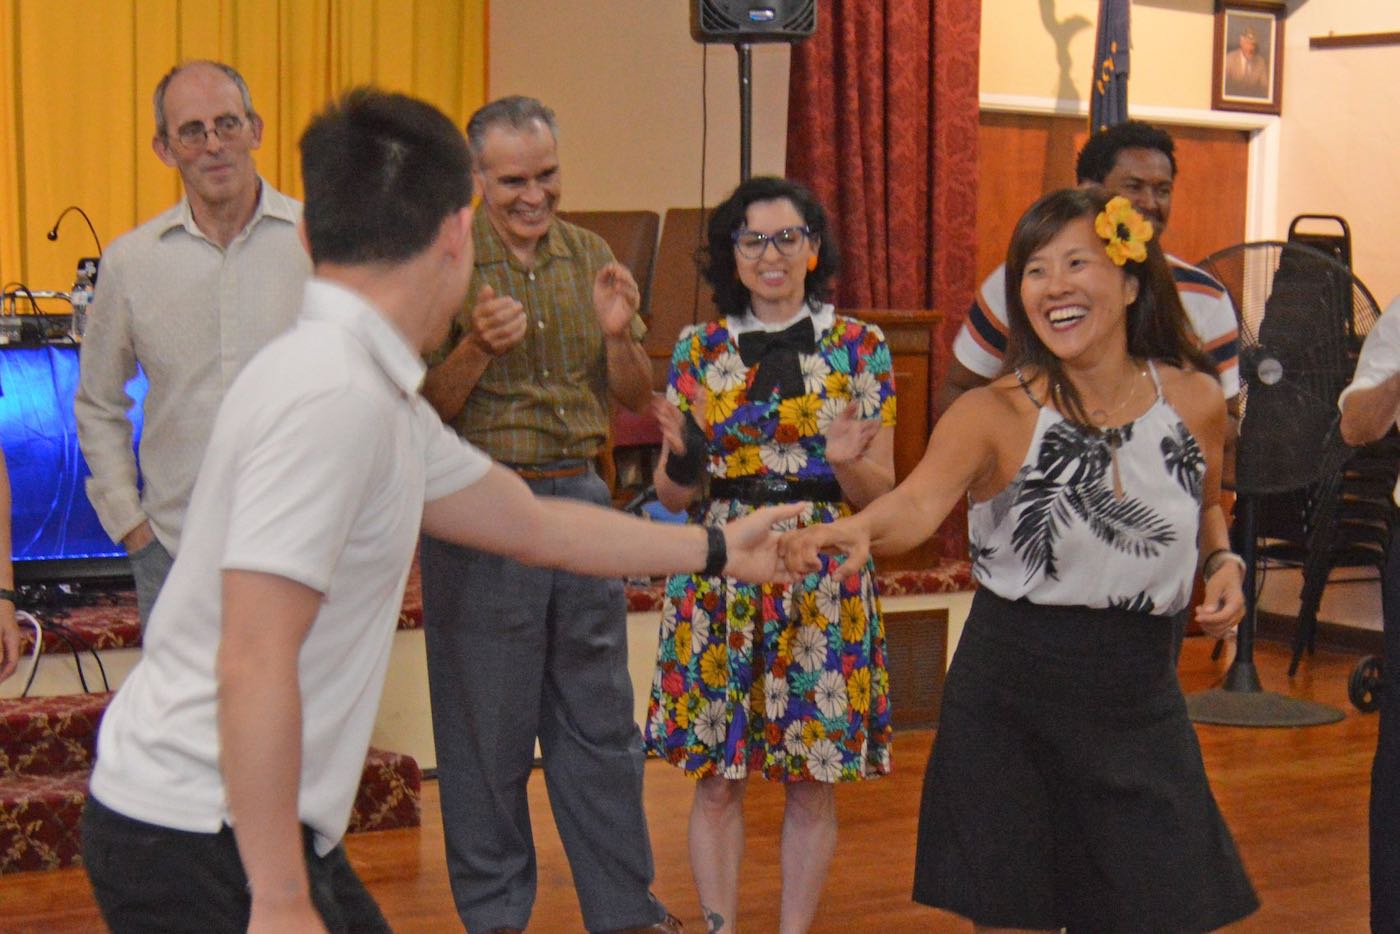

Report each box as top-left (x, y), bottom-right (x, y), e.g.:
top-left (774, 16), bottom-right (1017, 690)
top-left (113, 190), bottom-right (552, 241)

top-left (710, 476), bottom-right (843, 504)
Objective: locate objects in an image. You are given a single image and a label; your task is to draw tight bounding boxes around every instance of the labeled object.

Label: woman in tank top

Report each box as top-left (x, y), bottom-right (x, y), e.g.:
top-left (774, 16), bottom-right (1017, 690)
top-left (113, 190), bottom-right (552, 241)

top-left (780, 187), bottom-right (1259, 932)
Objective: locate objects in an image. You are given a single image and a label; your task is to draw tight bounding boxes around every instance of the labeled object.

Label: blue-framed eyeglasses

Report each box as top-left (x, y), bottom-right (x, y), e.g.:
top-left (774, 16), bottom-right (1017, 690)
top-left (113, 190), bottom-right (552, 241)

top-left (731, 225), bottom-right (813, 260)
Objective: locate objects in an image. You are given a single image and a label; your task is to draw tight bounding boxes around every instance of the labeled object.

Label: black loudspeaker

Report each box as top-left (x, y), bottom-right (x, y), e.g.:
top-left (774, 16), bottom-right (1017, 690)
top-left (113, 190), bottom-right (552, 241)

top-left (690, 0), bottom-right (817, 44)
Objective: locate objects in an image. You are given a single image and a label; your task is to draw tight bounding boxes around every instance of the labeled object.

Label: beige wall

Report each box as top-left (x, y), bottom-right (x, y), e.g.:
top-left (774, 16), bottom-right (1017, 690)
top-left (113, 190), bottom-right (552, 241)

top-left (488, 1), bottom-right (1399, 303)
top-left (488, 1), bottom-right (790, 214)
top-left (1277, 0), bottom-right (1400, 304)
top-left (979, 0), bottom-right (1400, 303)
top-left (980, 0), bottom-right (1217, 110)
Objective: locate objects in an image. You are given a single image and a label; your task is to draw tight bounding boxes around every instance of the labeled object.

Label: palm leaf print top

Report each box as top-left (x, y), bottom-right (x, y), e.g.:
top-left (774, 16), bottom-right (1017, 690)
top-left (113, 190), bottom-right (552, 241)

top-left (968, 362), bottom-right (1206, 616)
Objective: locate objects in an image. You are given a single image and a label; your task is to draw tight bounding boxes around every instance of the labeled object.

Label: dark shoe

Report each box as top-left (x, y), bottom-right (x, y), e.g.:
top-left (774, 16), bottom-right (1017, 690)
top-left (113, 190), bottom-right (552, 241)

top-left (596, 913), bottom-right (683, 934)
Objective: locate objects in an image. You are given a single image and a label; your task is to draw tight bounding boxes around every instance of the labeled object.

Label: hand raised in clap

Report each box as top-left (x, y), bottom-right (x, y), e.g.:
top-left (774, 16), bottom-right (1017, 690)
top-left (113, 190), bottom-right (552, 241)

top-left (592, 262), bottom-right (641, 338)
top-left (468, 284), bottom-right (527, 356)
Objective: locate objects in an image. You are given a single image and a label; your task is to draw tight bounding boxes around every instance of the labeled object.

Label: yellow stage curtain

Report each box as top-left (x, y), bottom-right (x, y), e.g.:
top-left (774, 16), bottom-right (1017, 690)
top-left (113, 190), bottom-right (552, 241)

top-left (0, 0), bottom-right (486, 306)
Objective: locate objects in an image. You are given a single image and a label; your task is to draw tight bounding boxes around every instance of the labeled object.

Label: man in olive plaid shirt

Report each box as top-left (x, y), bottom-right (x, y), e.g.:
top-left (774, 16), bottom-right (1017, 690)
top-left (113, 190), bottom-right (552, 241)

top-left (419, 95), bottom-right (675, 934)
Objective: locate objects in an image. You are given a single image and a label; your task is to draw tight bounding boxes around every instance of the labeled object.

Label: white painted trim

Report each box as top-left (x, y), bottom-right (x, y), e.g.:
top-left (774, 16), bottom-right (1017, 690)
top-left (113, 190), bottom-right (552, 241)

top-left (979, 93), bottom-right (1279, 241)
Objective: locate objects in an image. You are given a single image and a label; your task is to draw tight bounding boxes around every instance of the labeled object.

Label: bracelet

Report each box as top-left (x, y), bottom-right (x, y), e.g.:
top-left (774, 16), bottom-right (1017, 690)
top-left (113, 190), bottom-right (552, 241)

top-left (1202, 548), bottom-right (1246, 581)
top-left (701, 525), bottom-right (728, 577)
top-left (0, 588), bottom-right (15, 605)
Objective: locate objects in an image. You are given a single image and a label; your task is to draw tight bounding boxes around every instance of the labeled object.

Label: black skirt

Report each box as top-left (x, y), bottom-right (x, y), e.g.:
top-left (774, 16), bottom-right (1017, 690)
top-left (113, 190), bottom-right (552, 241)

top-left (913, 589), bottom-right (1259, 932)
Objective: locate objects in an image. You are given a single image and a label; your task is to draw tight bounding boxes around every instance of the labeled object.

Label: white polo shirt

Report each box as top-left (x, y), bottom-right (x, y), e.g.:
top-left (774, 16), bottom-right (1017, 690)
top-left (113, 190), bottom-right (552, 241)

top-left (90, 278), bottom-right (490, 853)
top-left (1339, 294), bottom-right (1400, 505)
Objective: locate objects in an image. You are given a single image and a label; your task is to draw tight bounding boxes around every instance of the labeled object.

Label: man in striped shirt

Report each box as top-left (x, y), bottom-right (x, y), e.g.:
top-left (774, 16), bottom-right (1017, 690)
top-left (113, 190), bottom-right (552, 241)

top-left (937, 121), bottom-right (1240, 416)
top-left (419, 96), bottom-right (676, 934)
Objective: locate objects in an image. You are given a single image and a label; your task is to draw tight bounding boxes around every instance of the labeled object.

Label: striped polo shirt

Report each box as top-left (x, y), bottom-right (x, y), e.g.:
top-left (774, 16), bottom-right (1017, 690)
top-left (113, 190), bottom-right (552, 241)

top-left (951, 254), bottom-right (1241, 399)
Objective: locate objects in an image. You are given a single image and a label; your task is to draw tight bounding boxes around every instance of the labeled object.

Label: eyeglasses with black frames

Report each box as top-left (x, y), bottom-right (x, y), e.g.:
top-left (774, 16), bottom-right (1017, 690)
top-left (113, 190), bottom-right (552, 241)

top-left (171, 114), bottom-right (247, 150)
top-left (731, 225), bottom-right (813, 260)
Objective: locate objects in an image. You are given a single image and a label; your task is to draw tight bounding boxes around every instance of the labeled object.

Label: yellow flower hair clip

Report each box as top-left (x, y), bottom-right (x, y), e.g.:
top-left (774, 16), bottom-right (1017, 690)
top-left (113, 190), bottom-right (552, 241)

top-left (1094, 196), bottom-right (1153, 266)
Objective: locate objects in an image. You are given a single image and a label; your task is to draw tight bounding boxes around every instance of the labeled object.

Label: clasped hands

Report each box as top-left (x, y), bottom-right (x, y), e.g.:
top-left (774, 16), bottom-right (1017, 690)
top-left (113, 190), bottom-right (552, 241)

top-left (466, 262), bottom-right (640, 356)
top-left (652, 391), bottom-right (880, 581)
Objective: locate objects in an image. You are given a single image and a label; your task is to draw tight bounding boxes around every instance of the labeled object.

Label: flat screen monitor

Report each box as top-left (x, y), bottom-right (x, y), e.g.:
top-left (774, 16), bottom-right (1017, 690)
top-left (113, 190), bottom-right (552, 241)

top-left (1, 344), bottom-right (146, 584)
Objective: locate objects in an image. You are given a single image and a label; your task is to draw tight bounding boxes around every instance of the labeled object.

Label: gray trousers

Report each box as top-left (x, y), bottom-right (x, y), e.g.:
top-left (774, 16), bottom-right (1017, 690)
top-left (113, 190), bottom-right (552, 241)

top-left (420, 466), bottom-right (664, 933)
top-left (129, 536), bottom-right (175, 628)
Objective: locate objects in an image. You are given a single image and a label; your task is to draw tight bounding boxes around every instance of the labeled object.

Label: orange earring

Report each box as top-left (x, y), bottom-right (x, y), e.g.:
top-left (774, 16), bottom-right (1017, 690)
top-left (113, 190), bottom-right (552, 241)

top-left (806, 254), bottom-right (818, 272)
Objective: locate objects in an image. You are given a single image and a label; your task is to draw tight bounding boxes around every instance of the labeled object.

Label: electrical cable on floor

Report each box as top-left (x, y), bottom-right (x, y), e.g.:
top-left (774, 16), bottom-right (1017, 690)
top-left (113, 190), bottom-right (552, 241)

top-left (17, 611), bottom-right (43, 697)
top-left (36, 620), bottom-right (108, 694)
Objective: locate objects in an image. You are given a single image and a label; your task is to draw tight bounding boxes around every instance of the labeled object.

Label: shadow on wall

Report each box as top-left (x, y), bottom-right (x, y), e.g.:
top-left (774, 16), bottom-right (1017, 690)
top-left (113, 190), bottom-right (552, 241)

top-left (1036, 0), bottom-right (1092, 187)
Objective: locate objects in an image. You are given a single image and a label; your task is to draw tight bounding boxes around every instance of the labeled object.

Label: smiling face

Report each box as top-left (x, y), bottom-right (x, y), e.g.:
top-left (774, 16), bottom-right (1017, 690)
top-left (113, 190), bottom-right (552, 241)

top-left (1019, 215), bottom-right (1140, 368)
top-left (153, 63), bottom-right (262, 216)
top-left (734, 197), bottom-right (819, 321)
top-left (473, 119), bottom-right (561, 262)
top-left (1099, 147), bottom-right (1174, 236)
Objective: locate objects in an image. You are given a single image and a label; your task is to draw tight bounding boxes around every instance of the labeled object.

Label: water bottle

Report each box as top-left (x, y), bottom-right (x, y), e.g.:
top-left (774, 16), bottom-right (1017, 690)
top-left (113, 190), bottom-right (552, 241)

top-left (69, 259), bottom-right (97, 340)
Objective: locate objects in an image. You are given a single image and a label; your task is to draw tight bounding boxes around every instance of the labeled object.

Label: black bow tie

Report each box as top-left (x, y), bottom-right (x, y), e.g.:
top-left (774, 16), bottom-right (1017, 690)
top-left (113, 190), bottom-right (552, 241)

top-left (737, 316), bottom-right (816, 401)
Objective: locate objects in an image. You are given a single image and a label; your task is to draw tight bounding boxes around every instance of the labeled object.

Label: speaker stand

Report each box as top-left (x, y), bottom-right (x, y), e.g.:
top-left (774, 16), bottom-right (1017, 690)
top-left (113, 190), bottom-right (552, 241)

top-left (735, 42), bottom-right (752, 181)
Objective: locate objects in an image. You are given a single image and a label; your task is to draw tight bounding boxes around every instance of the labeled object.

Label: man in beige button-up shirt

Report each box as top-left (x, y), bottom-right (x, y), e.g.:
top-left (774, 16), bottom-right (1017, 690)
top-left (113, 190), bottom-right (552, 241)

top-left (75, 60), bottom-right (310, 624)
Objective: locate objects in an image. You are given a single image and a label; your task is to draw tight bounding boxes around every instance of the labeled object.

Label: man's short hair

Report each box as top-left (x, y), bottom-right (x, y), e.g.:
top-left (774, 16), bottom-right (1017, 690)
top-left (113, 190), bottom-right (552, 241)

top-left (152, 60), bottom-right (257, 139)
top-left (465, 95), bottom-right (559, 163)
top-left (1075, 120), bottom-right (1177, 184)
top-left (299, 88), bottom-right (474, 266)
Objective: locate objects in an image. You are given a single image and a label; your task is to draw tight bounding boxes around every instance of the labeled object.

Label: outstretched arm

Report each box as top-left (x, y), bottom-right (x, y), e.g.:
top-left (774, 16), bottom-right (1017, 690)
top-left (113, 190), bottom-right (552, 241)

top-left (781, 391), bottom-right (997, 574)
top-left (422, 463), bottom-right (801, 583)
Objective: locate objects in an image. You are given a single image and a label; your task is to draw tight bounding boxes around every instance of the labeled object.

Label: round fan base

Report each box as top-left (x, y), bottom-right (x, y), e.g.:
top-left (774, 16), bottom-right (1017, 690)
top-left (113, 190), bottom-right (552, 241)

top-left (1186, 688), bottom-right (1344, 728)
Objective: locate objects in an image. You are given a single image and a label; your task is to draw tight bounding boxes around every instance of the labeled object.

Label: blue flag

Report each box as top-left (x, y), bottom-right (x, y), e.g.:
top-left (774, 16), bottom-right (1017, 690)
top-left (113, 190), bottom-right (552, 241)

top-left (1089, 0), bottom-right (1131, 132)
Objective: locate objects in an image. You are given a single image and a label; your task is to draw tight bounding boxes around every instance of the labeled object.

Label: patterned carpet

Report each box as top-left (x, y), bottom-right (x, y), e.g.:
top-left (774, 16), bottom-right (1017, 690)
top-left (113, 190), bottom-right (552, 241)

top-left (1, 557), bottom-right (971, 874)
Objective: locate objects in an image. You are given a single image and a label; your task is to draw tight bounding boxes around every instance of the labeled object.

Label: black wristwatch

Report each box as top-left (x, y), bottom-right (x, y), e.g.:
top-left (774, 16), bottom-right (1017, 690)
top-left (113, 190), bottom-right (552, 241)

top-left (701, 525), bottom-right (727, 577)
top-left (0, 589), bottom-right (16, 605)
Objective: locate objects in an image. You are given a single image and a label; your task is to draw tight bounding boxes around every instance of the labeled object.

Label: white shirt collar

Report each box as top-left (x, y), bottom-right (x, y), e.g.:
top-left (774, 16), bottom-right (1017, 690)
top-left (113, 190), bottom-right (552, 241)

top-left (728, 301), bottom-right (835, 337)
top-left (300, 278), bottom-right (427, 396)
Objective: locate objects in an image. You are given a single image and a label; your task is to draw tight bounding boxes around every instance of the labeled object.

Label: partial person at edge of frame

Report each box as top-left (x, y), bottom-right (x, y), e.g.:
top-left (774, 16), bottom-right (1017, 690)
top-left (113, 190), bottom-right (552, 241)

top-left (1337, 293), bottom-right (1400, 934)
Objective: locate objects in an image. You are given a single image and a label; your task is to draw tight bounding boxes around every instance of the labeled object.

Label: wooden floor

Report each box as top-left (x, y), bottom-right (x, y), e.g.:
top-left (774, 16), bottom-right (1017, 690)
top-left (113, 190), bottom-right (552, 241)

top-left (0, 635), bottom-right (1377, 932)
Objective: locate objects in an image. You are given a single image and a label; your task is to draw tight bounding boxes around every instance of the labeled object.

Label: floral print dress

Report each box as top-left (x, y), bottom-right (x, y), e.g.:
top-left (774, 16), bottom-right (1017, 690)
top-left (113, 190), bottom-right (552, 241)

top-left (643, 308), bottom-right (897, 783)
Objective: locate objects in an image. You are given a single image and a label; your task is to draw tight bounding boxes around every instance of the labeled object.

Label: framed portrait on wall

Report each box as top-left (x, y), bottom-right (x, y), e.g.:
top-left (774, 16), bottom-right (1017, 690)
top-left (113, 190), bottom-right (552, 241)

top-left (1212, 1), bottom-right (1285, 115)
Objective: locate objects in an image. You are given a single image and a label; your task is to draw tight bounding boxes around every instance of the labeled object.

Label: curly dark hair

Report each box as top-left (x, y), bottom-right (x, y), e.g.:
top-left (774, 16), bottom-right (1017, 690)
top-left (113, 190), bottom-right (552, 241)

top-left (701, 176), bottom-right (840, 319)
top-left (1075, 120), bottom-right (1177, 184)
top-left (1003, 187), bottom-right (1214, 427)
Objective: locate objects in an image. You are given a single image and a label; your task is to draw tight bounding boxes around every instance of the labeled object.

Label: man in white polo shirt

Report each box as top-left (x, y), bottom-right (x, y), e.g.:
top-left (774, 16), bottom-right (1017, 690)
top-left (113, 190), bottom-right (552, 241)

top-left (1338, 294), bottom-right (1400, 933)
top-left (80, 88), bottom-right (793, 934)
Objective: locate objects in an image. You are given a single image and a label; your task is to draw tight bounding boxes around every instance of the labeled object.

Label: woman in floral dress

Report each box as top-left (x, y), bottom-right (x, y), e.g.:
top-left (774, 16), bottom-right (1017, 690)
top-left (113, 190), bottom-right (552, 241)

top-left (643, 177), bottom-right (896, 933)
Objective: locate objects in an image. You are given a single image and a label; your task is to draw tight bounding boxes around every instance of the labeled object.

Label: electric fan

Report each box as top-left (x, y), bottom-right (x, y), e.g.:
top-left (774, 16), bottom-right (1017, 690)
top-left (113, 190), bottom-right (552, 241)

top-left (1185, 240), bottom-right (1381, 727)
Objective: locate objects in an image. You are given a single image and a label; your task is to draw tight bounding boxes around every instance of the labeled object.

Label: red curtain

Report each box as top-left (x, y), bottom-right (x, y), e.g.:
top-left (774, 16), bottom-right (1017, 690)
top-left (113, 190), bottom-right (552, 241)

top-left (786, 0), bottom-right (980, 559)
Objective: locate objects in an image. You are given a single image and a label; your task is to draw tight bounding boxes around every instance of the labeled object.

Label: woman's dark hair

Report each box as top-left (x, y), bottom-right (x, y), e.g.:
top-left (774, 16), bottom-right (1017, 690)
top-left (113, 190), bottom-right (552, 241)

top-left (701, 176), bottom-right (839, 318)
top-left (1003, 186), bottom-right (1215, 426)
